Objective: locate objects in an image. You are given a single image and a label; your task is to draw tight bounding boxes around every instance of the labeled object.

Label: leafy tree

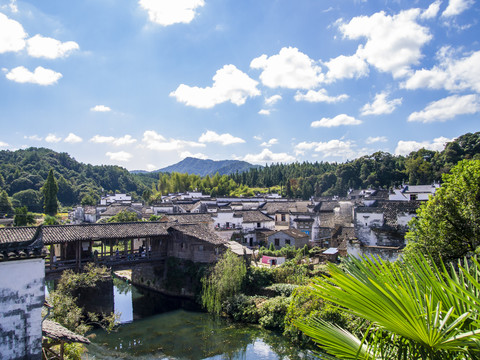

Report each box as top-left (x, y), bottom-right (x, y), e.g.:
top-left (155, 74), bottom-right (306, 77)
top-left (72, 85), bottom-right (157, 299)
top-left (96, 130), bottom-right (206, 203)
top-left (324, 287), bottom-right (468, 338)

top-left (43, 214), bottom-right (59, 225)
top-left (106, 209), bottom-right (140, 223)
top-left (404, 159), bottom-right (480, 263)
top-left (0, 190), bottom-right (13, 216)
top-left (11, 189), bottom-right (43, 212)
top-left (13, 206), bottom-right (35, 226)
top-left (201, 250), bottom-right (247, 315)
top-left (295, 255), bottom-right (480, 359)
top-left (42, 169), bottom-right (59, 216)
top-left (57, 175), bottom-right (76, 206)
top-left (80, 193), bottom-right (96, 206)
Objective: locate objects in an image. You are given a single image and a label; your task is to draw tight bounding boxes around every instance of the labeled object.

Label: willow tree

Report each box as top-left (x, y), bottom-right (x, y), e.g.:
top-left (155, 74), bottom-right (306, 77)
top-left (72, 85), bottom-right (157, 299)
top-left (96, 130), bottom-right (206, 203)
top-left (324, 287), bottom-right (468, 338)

top-left (42, 169), bottom-right (59, 216)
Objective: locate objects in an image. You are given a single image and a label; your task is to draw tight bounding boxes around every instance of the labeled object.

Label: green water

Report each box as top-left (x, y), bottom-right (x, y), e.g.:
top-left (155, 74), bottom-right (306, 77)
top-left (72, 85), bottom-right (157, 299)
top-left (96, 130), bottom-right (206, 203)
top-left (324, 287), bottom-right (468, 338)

top-left (85, 279), bottom-right (317, 359)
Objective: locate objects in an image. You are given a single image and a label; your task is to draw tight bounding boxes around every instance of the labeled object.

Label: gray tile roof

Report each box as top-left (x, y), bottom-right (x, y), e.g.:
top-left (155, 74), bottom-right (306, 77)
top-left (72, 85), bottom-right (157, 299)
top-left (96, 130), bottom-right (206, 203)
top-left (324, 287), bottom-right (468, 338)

top-left (169, 224), bottom-right (226, 245)
top-left (238, 210), bottom-right (274, 223)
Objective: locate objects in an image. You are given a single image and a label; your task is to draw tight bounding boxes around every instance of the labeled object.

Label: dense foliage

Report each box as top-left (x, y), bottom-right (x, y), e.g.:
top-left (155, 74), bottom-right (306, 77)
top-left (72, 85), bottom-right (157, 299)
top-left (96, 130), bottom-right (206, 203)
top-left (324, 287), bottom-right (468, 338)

top-left (296, 255), bottom-right (480, 359)
top-left (404, 159), bottom-right (480, 263)
top-left (42, 169), bottom-right (58, 216)
top-left (155, 156), bottom-right (261, 176)
top-left (230, 132), bottom-right (480, 198)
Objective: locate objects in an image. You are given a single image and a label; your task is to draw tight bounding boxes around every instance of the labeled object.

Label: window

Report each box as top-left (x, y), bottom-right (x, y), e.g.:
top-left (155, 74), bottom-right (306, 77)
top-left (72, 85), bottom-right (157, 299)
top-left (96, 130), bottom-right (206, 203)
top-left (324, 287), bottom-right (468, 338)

top-left (410, 194), bottom-right (417, 201)
top-left (274, 238), bottom-right (280, 246)
top-left (285, 239), bottom-right (290, 245)
top-left (257, 222), bottom-right (261, 228)
top-left (281, 214), bottom-right (286, 222)
top-left (199, 245), bottom-right (204, 251)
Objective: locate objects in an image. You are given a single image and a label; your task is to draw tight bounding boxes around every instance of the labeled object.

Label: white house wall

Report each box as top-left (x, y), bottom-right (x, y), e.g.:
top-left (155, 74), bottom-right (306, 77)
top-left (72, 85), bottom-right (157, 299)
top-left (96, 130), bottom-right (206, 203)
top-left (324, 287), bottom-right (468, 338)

top-left (0, 258), bottom-right (44, 359)
top-left (355, 212), bottom-right (384, 246)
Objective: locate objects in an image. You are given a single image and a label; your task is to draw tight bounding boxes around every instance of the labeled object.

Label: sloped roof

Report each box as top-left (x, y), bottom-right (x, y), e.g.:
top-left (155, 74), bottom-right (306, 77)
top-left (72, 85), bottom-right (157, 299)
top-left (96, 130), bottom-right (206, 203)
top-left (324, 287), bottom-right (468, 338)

top-left (161, 213), bottom-right (213, 223)
top-left (274, 228), bottom-right (310, 240)
top-left (238, 210), bottom-right (274, 223)
top-left (168, 224), bottom-right (225, 245)
top-left (261, 201), bottom-right (311, 214)
top-left (42, 320), bottom-right (90, 344)
top-left (225, 241), bottom-right (254, 255)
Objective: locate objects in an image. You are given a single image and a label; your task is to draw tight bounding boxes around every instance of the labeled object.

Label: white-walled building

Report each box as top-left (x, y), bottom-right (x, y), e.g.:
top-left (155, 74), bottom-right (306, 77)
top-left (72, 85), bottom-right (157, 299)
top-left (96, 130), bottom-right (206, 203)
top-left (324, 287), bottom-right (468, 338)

top-left (389, 184), bottom-right (439, 201)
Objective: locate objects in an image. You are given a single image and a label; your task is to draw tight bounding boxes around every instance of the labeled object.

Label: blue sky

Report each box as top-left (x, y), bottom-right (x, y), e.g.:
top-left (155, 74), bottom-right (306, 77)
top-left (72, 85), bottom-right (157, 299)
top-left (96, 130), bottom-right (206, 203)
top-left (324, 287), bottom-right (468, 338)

top-left (0, 0), bottom-right (478, 171)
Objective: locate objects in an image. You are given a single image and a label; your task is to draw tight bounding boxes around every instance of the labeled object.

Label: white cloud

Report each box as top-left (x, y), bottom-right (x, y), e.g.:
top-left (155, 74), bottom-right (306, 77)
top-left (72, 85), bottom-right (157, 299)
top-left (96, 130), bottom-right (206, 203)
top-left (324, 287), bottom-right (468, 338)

top-left (258, 109), bottom-right (271, 115)
top-left (253, 136), bottom-right (262, 141)
top-left (180, 151), bottom-right (208, 160)
top-left (0, 140), bottom-right (9, 147)
top-left (395, 136), bottom-right (452, 155)
top-left (360, 92), bottom-right (402, 115)
top-left (250, 47), bottom-right (323, 89)
top-left (5, 66), bottom-right (62, 85)
top-left (64, 133), bottom-right (83, 144)
top-left (24, 135), bottom-right (42, 141)
top-left (113, 135), bottom-right (137, 146)
top-left (139, 0), bottom-right (205, 26)
top-left (90, 105), bottom-right (111, 112)
top-left (243, 149), bottom-right (295, 164)
top-left (45, 134), bottom-right (61, 143)
top-left (339, 9), bottom-right (432, 78)
top-left (170, 64), bottom-right (260, 108)
top-left (295, 139), bottom-right (362, 159)
top-left (260, 138), bottom-right (278, 147)
top-left (408, 94), bottom-right (480, 122)
top-left (403, 49), bottom-right (480, 93)
top-left (0, 12), bottom-right (26, 53)
top-left (442, 0), bottom-right (474, 17)
top-left (366, 136), bottom-right (388, 144)
top-left (420, 1), bottom-right (441, 19)
top-left (106, 151), bottom-right (132, 162)
top-left (146, 164), bottom-right (158, 171)
top-left (198, 130), bottom-right (245, 145)
top-left (324, 54), bottom-right (369, 82)
top-left (142, 130), bottom-right (205, 151)
top-left (294, 89), bottom-right (349, 103)
top-left (26, 34), bottom-right (79, 59)
top-left (90, 134), bottom-right (137, 146)
top-left (90, 135), bottom-right (115, 144)
top-left (265, 95), bottom-right (282, 106)
top-left (311, 114), bottom-right (362, 128)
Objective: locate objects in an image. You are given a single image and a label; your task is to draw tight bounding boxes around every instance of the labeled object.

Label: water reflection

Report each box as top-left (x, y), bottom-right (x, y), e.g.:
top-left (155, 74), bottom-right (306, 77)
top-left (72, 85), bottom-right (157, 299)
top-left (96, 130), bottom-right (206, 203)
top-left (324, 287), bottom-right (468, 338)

top-left (86, 277), bottom-right (317, 360)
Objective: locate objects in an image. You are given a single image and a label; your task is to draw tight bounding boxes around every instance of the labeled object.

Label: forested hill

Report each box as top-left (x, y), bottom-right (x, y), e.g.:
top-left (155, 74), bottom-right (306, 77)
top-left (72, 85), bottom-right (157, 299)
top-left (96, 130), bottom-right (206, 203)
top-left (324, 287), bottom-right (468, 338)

top-left (157, 157), bottom-right (261, 176)
top-left (0, 147), bottom-right (140, 211)
top-left (230, 132), bottom-right (480, 198)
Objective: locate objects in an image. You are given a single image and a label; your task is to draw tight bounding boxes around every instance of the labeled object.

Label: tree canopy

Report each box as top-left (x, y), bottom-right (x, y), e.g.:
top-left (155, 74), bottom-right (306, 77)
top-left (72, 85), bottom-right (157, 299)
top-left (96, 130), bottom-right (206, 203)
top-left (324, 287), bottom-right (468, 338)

top-left (42, 169), bottom-right (59, 216)
top-left (404, 159), bottom-right (480, 263)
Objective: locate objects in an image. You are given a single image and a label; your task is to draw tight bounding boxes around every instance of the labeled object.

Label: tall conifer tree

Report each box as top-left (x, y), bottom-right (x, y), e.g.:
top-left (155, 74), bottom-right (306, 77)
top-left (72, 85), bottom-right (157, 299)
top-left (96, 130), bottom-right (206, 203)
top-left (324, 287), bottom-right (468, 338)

top-left (42, 169), bottom-right (59, 216)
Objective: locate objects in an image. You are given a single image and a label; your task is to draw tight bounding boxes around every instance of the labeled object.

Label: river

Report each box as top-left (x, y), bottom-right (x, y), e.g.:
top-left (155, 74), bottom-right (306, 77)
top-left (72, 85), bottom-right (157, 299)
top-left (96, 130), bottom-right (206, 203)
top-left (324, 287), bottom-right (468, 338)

top-left (82, 277), bottom-right (318, 359)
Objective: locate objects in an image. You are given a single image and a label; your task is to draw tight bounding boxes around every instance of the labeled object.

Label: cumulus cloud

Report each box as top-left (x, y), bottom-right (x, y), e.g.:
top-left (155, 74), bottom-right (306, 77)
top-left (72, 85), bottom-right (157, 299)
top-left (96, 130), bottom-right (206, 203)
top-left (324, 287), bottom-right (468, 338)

top-left (442, 0), bottom-right (474, 17)
top-left (64, 133), bottom-right (83, 144)
top-left (250, 47), bottom-right (323, 89)
top-left (26, 34), bottom-right (79, 59)
top-left (403, 49), bottom-right (480, 93)
top-left (324, 54), bottom-right (369, 82)
top-left (0, 140), bottom-right (9, 147)
top-left (408, 94), bottom-right (480, 122)
top-left (0, 12), bottom-right (26, 53)
top-left (198, 130), bottom-right (245, 145)
top-left (243, 149), bottom-right (295, 164)
top-left (258, 109), bottom-right (271, 115)
top-left (294, 89), bottom-right (348, 103)
top-left (395, 136), bottom-right (452, 155)
top-left (139, 0), bottom-right (205, 26)
top-left (366, 136), bottom-right (388, 144)
top-left (360, 92), bottom-right (402, 115)
top-left (295, 139), bottom-right (362, 159)
top-left (106, 151), bottom-right (132, 162)
top-left (180, 151), bottom-right (208, 159)
top-left (260, 138), bottom-right (278, 147)
top-left (6, 66), bottom-right (62, 85)
top-left (24, 135), bottom-right (42, 141)
top-left (420, 1), bottom-right (441, 19)
top-left (45, 134), bottom-right (61, 143)
top-left (265, 95), bottom-right (282, 106)
top-left (170, 65), bottom-right (260, 108)
top-left (90, 105), bottom-right (111, 112)
top-left (142, 130), bottom-right (205, 151)
top-left (90, 134), bottom-right (137, 146)
top-left (339, 9), bottom-right (432, 78)
top-left (311, 114), bottom-right (362, 128)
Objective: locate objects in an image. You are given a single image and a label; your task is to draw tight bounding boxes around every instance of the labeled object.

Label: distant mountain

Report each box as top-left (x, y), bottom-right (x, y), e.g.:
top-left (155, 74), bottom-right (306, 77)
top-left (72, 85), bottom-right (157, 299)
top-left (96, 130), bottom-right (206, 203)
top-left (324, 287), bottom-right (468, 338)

top-left (157, 157), bottom-right (262, 176)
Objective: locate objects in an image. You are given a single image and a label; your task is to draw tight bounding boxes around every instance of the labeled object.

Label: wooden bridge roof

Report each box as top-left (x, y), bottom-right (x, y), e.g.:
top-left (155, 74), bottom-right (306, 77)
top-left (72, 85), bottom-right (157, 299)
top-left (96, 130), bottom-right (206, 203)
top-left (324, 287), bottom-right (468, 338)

top-left (0, 222), bottom-right (170, 245)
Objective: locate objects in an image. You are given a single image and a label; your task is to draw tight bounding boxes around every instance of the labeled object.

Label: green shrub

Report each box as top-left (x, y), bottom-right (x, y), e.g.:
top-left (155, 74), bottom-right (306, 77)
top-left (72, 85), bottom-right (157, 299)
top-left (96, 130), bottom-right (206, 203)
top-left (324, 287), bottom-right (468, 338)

top-left (223, 294), bottom-right (260, 323)
top-left (258, 296), bottom-right (291, 330)
top-left (264, 283), bottom-right (299, 297)
top-left (244, 266), bottom-right (274, 293)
